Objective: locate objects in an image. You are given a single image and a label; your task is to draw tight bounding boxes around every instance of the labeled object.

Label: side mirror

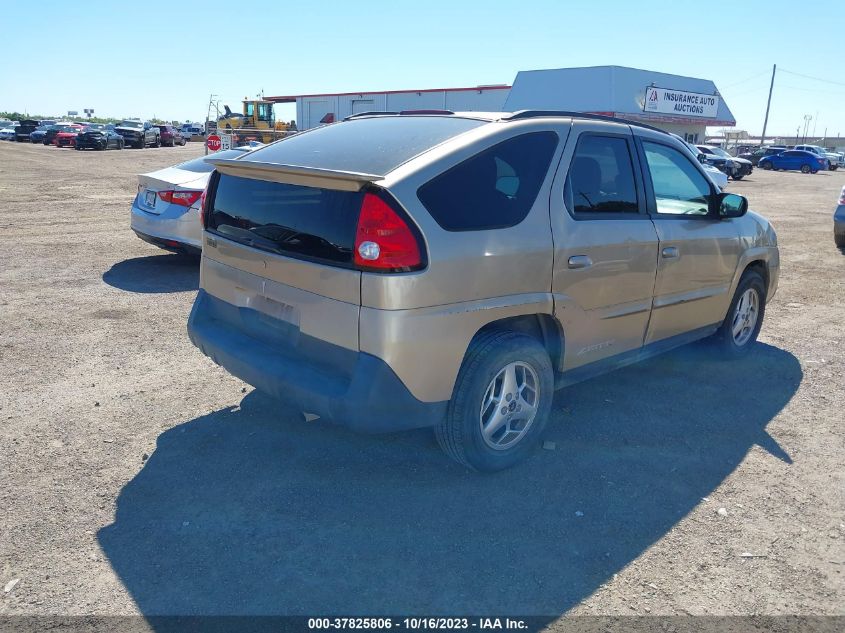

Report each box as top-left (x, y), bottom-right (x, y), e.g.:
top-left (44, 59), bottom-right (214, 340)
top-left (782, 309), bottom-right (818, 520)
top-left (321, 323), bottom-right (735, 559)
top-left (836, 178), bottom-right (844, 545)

top-left (718, 192), bottom-right (748, 219)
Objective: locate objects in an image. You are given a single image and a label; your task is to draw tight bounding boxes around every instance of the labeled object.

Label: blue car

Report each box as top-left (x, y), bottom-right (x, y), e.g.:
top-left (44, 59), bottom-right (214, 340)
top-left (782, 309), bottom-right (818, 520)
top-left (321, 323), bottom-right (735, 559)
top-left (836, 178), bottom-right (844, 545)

top-left (759, 149), bottom-right (828, 174)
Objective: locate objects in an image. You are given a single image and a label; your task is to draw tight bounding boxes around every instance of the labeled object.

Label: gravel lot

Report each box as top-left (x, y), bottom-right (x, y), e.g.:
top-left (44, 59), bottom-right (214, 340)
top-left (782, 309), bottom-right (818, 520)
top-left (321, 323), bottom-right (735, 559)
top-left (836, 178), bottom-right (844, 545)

top-left (0, 141), bottom-right (842, 620)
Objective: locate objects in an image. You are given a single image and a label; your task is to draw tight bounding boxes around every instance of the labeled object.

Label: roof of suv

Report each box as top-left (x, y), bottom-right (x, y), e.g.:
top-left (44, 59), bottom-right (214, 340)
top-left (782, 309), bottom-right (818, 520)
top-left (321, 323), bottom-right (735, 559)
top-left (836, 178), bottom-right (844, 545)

top-left (208, 110), bottom-right (676, 185)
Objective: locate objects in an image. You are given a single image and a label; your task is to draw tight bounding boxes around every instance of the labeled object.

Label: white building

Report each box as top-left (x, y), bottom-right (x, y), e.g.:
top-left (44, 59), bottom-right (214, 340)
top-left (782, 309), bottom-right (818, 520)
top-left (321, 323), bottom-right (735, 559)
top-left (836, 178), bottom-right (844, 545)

top-left (504, 65), bottom-right (736, 144)
top-left (268, 85), bottom-right (511, 130)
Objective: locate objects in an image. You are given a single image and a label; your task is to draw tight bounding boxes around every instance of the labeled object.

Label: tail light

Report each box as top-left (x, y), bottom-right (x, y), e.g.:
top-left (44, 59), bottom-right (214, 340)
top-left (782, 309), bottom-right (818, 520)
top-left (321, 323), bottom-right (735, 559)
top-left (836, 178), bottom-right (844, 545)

top-left (199, 188), bottom-right (208, 226)
top-left (839, 188), bottom-right (845, 205)
top-left (157, 190), bottom-right (202, 207)
top-left (354, 191), bottom-right (423, 272)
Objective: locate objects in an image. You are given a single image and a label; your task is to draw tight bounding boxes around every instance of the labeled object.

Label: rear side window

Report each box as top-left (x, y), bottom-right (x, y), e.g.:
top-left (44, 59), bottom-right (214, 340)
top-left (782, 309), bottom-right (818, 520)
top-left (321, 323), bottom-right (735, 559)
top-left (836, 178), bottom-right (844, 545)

top-left (417, 132), bottom-right (558, 231)
top-left (564, 134), bottom-right (639, 215)
top-left (207, 174), bottom-right (363, 266)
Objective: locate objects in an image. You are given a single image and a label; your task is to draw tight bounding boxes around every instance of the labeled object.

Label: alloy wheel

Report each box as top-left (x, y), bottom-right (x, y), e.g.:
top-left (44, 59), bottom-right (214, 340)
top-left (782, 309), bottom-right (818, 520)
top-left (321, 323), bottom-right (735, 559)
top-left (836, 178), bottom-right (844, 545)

top-left (479, 361), bottom-right (540, 450)
top-left (731, 288), bottom-right (759, 346)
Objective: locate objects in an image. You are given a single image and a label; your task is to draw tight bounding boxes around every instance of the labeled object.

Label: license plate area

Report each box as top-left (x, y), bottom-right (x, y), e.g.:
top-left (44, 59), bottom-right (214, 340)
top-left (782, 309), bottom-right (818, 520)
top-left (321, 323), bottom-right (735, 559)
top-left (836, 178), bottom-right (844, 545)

top-left (144, 190), bottom-right (157, 208)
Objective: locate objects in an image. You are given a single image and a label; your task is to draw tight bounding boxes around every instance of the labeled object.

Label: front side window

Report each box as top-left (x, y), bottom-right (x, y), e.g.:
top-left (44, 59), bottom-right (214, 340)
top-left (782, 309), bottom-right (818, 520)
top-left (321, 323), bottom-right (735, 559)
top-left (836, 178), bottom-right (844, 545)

top-left (418, 132), bottom-right (558, 231)
top-left (642, 141), bottom-right (712, 216)
top-left (563, 134), bottom-right (639, 215)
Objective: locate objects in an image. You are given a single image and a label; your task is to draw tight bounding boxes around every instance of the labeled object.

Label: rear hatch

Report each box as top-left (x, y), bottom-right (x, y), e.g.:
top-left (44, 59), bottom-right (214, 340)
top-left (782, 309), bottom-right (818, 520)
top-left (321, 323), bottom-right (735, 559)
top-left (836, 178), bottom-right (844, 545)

top-left (198, 115), bottom-right (485, 357)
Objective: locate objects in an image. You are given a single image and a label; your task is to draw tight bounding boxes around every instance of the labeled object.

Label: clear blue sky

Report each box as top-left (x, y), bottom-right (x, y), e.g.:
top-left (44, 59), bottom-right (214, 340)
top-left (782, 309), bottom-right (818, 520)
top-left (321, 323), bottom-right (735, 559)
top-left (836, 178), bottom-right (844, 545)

top-left (4, 0), bottom-right (845, 137)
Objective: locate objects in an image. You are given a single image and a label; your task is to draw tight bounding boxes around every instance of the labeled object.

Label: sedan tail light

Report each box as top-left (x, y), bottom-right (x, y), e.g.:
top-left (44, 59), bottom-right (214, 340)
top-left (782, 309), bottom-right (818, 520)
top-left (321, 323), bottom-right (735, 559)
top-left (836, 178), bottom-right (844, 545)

top-left (157, 190), bottom-right (203, 207)
top-left (839, 188), bottom-right (845, 205)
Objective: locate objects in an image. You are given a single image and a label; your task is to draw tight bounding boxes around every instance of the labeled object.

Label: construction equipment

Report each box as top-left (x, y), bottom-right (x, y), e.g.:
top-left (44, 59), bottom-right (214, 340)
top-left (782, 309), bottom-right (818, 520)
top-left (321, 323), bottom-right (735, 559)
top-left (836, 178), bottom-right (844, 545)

top-left (217, 98), bottom-right (296, 144)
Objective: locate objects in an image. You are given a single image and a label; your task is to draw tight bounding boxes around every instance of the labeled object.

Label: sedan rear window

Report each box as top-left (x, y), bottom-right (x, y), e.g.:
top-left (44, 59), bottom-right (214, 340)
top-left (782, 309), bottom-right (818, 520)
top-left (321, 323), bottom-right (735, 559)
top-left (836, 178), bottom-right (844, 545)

top-left (239, 116), bottom-right (485, 176)
top-left (175, 149), bottom-right (250, 173)
top-left (207, 174), bottom-right (363, 266)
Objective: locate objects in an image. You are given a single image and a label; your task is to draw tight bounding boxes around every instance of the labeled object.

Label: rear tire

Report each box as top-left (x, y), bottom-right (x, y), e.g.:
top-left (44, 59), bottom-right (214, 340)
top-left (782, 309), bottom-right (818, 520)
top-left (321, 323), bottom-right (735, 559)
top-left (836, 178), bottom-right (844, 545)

top-left (801, 164), bottom-right (811, 174)
top-left (711, 270), bottom-right (766, 359)
top-left (732, 173), bottom-right (744, 180)
top-left (835, 233), bottom-right (845, 248)
top-left (434, 331), bottom-right (554, 471)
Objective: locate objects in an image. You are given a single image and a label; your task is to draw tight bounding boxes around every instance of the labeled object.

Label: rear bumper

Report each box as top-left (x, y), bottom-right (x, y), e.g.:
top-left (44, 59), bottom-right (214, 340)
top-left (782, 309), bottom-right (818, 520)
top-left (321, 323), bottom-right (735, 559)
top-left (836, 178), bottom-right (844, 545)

top-left (187, 289), bottom-right (447, 433)
top-left (130, 197), bottom-right (202, 250)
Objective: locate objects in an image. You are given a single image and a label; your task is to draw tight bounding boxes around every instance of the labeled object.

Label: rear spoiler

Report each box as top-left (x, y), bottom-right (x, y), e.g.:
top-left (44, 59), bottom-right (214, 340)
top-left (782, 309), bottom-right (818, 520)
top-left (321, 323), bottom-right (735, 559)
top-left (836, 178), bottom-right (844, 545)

top-left (207, 158), bottom-right (384, 192)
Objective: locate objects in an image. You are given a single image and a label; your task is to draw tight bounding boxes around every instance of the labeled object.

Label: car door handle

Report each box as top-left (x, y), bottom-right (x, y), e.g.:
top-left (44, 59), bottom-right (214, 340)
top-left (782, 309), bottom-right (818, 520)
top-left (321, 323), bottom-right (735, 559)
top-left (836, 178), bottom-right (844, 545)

top-left (568, 255), bottom-right (592, 269)
top-left (662, 246), bottom-right (680, 259)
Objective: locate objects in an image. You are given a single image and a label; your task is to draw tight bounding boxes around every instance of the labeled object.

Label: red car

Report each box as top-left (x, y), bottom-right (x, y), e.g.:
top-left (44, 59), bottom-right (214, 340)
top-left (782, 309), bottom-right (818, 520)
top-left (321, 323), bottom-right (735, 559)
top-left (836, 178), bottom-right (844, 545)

top-left (53, 124), bottom-right (85, 148)
top-left (155, 125), bottom-right (186, 147)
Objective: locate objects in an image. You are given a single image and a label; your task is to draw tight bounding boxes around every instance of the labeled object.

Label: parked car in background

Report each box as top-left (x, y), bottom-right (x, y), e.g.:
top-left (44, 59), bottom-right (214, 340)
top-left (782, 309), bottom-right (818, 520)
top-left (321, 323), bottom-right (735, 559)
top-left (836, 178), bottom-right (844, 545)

top-left (697, 145), bottom-right (753, 179)
top-left (29, 125), bottom-right (50, 143)
top-left (130, 146), bottom-right (261, 254)
top-left (187, 111), bottom-right (779, 471)
top-left (759, 150), bottom-right (827, 173)
top-left (39, 120), bottom-right (57, 127)
top-left (739, 146), bottom-right (786, 166)
top-left (0, 124), bottom-right (16, 141)
top-left (180, 124), bottom-right (205, 139)
top-left (794, 145), bottom-right (839, 170)
top-left (794, 144), bottom-right (839, 171)
top-left (54, 127), bottom-right (84, 148)
top-left (75, 129), bottom-right (125, 150)
top-left (155, 124), bottom-right (186, 147)
top-left (115, 120), bottom-right (161, 149)
top-left (14, 120), bottom-right (40, 142)
top-left (43, 124), bottom-right (82, 146)
top-left (670, 134), bottom-right (729, 190)
top-left (835, 186), bottom-right (845, 248)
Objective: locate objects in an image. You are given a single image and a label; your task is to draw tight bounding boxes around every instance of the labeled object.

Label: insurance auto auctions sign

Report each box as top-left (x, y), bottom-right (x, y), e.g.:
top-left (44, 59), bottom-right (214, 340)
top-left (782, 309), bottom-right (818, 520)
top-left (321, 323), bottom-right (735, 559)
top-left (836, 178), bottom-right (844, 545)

top-left (644, 86), bottom-right (720, 118)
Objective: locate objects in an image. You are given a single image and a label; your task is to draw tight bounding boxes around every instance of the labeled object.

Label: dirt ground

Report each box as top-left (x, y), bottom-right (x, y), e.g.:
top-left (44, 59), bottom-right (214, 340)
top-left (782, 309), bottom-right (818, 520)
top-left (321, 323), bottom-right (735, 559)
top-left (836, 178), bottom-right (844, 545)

top-left (0, 141), bottom-right (842, 621)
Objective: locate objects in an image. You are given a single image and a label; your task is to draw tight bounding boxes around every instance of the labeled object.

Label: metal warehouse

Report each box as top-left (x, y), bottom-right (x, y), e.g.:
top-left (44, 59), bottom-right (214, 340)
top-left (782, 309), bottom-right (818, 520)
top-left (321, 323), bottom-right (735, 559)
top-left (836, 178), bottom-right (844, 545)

top-left (503, 65), bottom-right (736, 143)
top-left (267, 85), bottom-right (511, 130)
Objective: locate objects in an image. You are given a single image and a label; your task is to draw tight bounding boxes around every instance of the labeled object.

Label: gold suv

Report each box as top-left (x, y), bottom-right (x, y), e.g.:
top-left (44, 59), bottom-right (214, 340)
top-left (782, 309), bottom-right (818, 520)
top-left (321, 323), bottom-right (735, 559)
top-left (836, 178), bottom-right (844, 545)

top-left (188, 111), bottom-right (779, 471)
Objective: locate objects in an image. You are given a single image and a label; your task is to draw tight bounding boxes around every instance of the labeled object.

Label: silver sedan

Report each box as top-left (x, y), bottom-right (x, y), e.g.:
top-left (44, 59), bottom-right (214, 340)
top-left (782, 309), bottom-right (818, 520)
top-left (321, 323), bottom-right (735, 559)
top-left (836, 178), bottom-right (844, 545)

top-left (130, 147), bottom-right (258, 254)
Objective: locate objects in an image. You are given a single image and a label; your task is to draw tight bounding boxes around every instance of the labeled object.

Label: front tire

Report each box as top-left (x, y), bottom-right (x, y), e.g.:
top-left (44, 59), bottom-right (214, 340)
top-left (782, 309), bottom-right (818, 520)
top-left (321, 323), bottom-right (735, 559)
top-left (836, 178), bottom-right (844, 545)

top-left (435, 331), bottom-right (553, 471)
top-left (712, 270), bottom-right (766, 358)
top-left (761, 162), bottom-right (772, 170)
top-left (732, 173), bottom-right (744, 180)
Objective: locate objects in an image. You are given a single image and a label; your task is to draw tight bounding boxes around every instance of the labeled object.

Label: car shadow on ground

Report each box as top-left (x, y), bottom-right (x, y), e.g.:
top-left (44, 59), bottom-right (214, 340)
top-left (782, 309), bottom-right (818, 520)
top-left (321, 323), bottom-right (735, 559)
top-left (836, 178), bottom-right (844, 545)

top-left (98, 342), bottom-right (800, 621)
top-left (102, 253), bottom-right (199, 293)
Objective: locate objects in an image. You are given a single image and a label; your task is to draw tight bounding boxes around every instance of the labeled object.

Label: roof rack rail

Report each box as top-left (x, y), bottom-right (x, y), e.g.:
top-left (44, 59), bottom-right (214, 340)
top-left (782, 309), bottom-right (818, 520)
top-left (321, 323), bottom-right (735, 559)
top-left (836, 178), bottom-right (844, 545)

top-left (503, 110), bottom-right (670, 135)
top-left (343, 109), bottom-right (457, 122)
top-left (343, 111), bottom-right (400, 121)
top-left (398, 109), bottom-right (455, 115)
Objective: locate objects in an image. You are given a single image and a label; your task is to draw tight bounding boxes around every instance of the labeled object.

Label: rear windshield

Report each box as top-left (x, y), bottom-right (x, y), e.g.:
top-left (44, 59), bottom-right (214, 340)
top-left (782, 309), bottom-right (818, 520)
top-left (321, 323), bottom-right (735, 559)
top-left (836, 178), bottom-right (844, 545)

top-left (175, 149), bottom-right (250, 173)
top-left (207, 174), bottom-right (363, 266)
top-left (239, 116), bottom-right (486, 176)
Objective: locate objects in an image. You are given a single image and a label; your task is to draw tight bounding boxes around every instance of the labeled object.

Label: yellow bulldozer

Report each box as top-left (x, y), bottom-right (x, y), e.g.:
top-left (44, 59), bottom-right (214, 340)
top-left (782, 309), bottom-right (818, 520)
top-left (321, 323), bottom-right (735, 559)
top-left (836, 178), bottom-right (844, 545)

top-left (217, 98), bottom-right (296, 144)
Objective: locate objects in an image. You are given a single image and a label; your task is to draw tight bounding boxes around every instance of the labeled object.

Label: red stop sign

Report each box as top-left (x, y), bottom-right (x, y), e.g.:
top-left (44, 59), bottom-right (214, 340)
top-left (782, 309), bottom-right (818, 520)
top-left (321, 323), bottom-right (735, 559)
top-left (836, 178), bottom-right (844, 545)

top-left (206, 134), bottom-right (221, 152)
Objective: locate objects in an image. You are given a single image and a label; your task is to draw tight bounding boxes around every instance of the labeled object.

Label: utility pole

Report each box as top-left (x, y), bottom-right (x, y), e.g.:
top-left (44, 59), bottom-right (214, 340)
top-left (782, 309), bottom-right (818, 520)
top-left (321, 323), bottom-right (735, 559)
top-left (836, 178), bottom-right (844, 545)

top-left (205, 93), bottom-right (218, 156)
top-left (803, 114), bottom-right (812, 143)
top-left (760, 64), bottom-right (776, 146)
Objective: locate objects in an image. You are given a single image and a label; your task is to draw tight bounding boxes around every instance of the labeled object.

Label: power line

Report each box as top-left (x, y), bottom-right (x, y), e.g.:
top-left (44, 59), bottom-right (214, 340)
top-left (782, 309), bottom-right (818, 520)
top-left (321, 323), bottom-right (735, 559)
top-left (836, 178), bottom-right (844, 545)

top-left (721, 70), bottom-right (772, 89)
top-left (779, 68), bottom-right (845, 88)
